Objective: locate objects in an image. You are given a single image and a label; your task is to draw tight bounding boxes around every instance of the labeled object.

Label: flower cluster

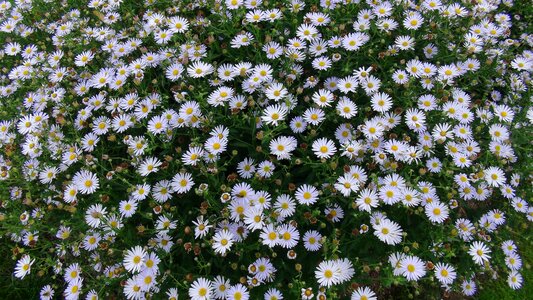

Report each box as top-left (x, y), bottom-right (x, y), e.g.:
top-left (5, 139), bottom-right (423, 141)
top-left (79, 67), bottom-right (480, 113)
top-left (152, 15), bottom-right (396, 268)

top-left (0, 0), bottom-right (531, 299)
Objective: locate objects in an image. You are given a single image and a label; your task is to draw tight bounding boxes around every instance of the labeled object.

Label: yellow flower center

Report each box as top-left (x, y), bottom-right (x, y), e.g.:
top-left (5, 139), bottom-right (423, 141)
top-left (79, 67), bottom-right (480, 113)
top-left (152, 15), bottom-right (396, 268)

top-left (133, 256), bottom-right (141, 264)
top-left (407, 264), bottom-right (415, 272)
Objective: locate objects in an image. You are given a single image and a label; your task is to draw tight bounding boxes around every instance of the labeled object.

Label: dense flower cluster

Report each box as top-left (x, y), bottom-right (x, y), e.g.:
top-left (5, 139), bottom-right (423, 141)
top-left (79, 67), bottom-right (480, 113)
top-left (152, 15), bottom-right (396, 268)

top-left (0, 0), bottom-right (531, 299)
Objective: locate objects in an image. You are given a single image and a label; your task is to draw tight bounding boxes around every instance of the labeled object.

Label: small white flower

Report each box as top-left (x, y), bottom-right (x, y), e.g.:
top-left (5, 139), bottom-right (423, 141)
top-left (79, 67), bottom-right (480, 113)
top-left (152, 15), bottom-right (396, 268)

top-left (14, 255), bottom-right (35, 279)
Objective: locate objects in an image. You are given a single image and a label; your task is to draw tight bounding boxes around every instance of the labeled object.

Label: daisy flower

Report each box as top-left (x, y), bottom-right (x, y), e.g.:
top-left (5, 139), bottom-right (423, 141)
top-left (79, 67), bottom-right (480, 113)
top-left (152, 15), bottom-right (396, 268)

top-left (119, 199), bottom-right (138, 218)
top-left (434, 263), bottom-right (457, 285)
top-left (295, 184), bottom-right (319, 205)
top-left (379, 186), bottom-right (400, 205)
top-left (14, 255), bottom-right (34, 279)
top-left (336, 98), bottom-right (358, 118)
top-left (356, 188), bottom-right (379, 212)
top-left (337, 76), bottom-right (358, 93)
top-left (189, 277), bottom-right (213, 300)
top-left (303, 230), bottom-right (322, 251)
top-left (462, 279), bottom-right (477, 296)
top-left (204, 136), bottom-right (228, 155)
top-left (165, 62), bottom-right (184, 81)
top-left (315, 259), bottom-right (354, 287)
top-left (335, 123), bottom-right (354, 145)
top-left (373, 218), bottom-right (403, 245)
top-left (251, 257), bottom-right (276, 282)
top-left (403, 12), bottom-right (423, 30)
top-left (277, 223), bottom-right (300, 249)
top-left (208, 86), bottom-right (234, 106)
top-left (187, 61), bottom-right (214, 78)
top-left (351, 286), bottom-right (377, 300)
top-left (425, 202), bottom-right (449, 223)
top-left (469, 241), bottom-right (491, 265)
top-left (131, 183), bottom-right (151, 201)
top-left (315, 260), bottom-right (340, 287)
top-left (65, 278), bottom-right (83, 300)
top-left (432, 123), bottom-right (453, 141)
top-left (212, 229), bottom-right (234, 255)
top-left (252, 63), bottom-right (274, 82)
top-left (389, 252), bottom-right (407, 276)
top-left (124, 277), bottom-right (143, 299)
top-left (325, 204), bottom-right (344, 222)
top-left (342, 32), bottom-right (369, 51)
top-left (312, 56), bottom-right (332, 70)
top-left (182, 146), bottom-right (204, 166)
top-left (63, 263), bottom-right (81, 284)
top-left (273, 194), bottom-right (296, 218)
top-left (73, 170), bottom-right (99, 195)
top-left (484, 166), bottom-right (506, 187)
top-left (262, 104), bottom-right (288, 126)
top-left (263, 41), bottom-right (283, 59)
top-left (191, 215), bottom-right (212, 239)
top-left (152, 180), bottom-right (172, 203)
top-left (392, 70), bottom-right (409, 84)
top-left (168, 16), bottom-right (189, 33)
top-left (334, 174), bottom-right (359, 197)
top-left (138, 157), bottom-right (162, 176)
top-left (265, 82), bottom-right (288, 101)
top-left (399, 187), bottom-right (421, 207)
top-left (229, 95), bottom-right (248, 110)
top-left (260, 224), bottom-right (279, 248)
top-left (488, 209), bottom-right (506, 225)
top-left (56, 225), bottom-right (71, 240)
top-left (361, 119), bottom-right (385, 139)
top-left (171, 172), bottom-right (194, 194)
top-left (210, 276), bottom-right (229, 299)
top-left (74, 50), bottom-right (94, 67)
top-left (493, 104), bottom-right (514, 122)
top-left (400, 255), bottom-right (427, 281)
top-left (40, 285), bottom-right (54, 300)
top-left (502, 240), bottom-right (518, 255)
top-left (137, 269), bottom-right (156, 291)
top-left (301, 288), bottom-right (313, 300)
top-left (236, 157), bottom-right (255, 179)
top-left (438, 64), bottom-right (458, 80)
top-left (264, 288), bottom-right (283, 300)
top-left (256, 160), bottom-right (275, 178)
top-left (505, 252), bottom-right (522, 271)
top-left (508, 271), bottom-right (523, 290)
top-left (85, 204), bottom-right (106, 228)
top-left (269, 136), bottom-right (297, 160)
top-left (39, 166), bottom-right (58, 184)
top-left (123, 246), bottom-right (147, 273)
top-left (354, 19), bottom-right (370, 31)
top-left (231, 32), bottom-right (254, 48)
top-left (395, 35), bottom-right (415, 50)
top-left (303, 108), bottom-right (325, 126)
top-left (231, 182), bottom-right (254, 202)
top-left (512, 198), bottom-right (528, 213)
top-left (226, 284), bottom-right (249, 300)
top-left (289, 116), bottom-right (307, 133)
top-left (312, 89), bottom-right (334, 107)
top-left (370, 92), bottom-right (393, 113)
top-left (147, 115), bottom-right (168, 135)
top-left (166, 288), bottom-right (179, 300)
top-left (243, 206), bottom-right (265, 231)
top-left (312, 138), bottom-right (337, 159)
top-left (112, 114), bottom-right (133, 133)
